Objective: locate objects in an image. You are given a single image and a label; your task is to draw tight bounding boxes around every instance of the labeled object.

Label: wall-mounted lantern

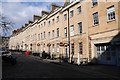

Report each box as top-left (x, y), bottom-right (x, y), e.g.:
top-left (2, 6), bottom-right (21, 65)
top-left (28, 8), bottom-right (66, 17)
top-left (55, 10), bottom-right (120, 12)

top-left (47, 43), bottom-right (51, 47)
top-left (30, 44), bottom-right (32, 46)
top-left (64, 43), bottom-right (68, 47)
top-left (59, 42), bottom-right (64, 47)
top-left (37, 43), bottom-right (40, 46)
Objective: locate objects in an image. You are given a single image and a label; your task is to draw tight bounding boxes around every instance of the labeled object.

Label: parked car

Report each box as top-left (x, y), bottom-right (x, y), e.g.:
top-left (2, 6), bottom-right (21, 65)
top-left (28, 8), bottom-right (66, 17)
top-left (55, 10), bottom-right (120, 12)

top-left (41, 51), bottom-right (51, 59)
top-left (32, 52), bottom-right (40, 56)
top-left (24, 51), bottom-right (31, 55)
top-left (1, 51), bottom-right (17, 65)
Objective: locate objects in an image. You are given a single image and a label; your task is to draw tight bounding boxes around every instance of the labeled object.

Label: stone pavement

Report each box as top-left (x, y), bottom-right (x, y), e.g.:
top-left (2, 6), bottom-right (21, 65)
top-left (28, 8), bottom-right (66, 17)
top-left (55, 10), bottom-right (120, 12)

top-left (53, 62), bottom-right (120, 78)
top-left (28, 54), bottom-right (120, 78)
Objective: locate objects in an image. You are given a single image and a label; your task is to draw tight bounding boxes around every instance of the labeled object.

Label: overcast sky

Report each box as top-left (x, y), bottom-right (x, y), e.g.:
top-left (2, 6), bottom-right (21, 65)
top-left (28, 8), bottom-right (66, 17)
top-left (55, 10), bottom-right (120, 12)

top-left (1, 0), bottom-right (64, 36)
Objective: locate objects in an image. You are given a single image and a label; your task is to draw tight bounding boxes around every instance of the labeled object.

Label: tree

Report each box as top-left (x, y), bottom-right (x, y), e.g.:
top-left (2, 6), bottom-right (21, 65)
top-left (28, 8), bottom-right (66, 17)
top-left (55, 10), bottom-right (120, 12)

top-left (0, 15), bottom-right (14, 36)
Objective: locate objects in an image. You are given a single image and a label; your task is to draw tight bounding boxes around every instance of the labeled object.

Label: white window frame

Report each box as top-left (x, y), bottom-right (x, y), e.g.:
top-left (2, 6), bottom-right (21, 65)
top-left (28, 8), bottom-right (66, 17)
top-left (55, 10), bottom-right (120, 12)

top-left (48, 32), bottom-right (50, 39)
top-left (64, 14), bottom-right (67, 20)
top-left (92, 0), bottom-right (98, 6)
top-left (41, 24), bottom-right (43, 28)
top-left (48, 21), bottom-right (50, 26)
top-left (52, 30), bottom-right (54, 39)
top-left (43, 44), bottom-right (45, 51)
top-left (52, 44), bottom-right (55, 52)
top-left (79, 42), bottom-right (83, 54)
top-left (41, 33), bottom-right (42, 40)
top-left (57, 28), bottom-right (59, 37)
top-left (52, 18), bottom-right (54, 24)
top-left (77, 6), bottom-right (81, 14)
top-left (107, 5), bottom-right (115, 21)
top-left (64, 27), bottom-right (67, 37)
top-left (78, 22), bottom-right (82, 34)
top-left (44, 22), bottom-right (46, 26)
top-left (93, 12), bottom-right (99, 26)
top-left (38, 34), bottom-right (40, 40)
top-left (70, 25), bottom-right (74, 36)
top-left (70, 10), bottom-right (74, 18)
top-left (56, 44), bottom-right (59, 52)
top-left (44, 31), bottom-right (46, 39)
top-left (56, 16), bottom-right (59, 22)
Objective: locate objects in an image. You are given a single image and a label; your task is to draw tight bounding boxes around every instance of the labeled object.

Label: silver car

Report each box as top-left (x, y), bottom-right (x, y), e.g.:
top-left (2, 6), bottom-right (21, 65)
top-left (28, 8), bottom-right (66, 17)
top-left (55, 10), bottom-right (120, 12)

top-left (1, 51), bottom-right (17, 65)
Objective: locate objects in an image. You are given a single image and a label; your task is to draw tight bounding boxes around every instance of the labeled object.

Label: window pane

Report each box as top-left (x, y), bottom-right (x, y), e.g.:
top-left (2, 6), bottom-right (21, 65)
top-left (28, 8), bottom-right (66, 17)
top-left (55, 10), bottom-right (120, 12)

top-left (57, 28), bottom-right (59, 37)
top-left (79, 43), bottom-right (82, 54)
top-left (107, 6), bottom-right (115, 21)
top-left (70, 25), bottom-right (74, 36)
top-left (52, 30), bottom-right (54, 38)
top-left (64, 27), bottom-right (67, 37)
top-left (92, 0), bottom-right (98, 6)
top-left (64, 14), bottom-right (67, 20)
top-left (77, 6), bottom-right (81, 14)
top-left (70, 10), bottom-right (74, 17)
top-left (78, 22), bottom-right (82, 33)
top-left (93, 12), bottom-right (99, 25)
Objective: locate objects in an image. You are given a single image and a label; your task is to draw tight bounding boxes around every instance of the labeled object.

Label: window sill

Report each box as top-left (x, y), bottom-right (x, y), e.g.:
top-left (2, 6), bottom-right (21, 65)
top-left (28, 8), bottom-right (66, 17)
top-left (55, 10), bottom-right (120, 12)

top-left (92, 24), bottom-right (99, 27)
top-left (107, 19), bottom-right (116, 23)
top-left (70, 16), bottom-right (73, 18)
top-left (91, 4), bottom-right (98, 8)
top-left (78, 33), bottom-right (83, 35)
top-left (70, 35), bottom-right (74, 37)
top-left (77, 12), bottom-right (81, 15)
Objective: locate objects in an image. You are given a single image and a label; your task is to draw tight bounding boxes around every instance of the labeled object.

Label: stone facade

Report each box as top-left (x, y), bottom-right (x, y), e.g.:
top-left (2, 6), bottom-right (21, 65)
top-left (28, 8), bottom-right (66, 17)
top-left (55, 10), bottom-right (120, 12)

top-left (9, 0), bottom-right (120, 66)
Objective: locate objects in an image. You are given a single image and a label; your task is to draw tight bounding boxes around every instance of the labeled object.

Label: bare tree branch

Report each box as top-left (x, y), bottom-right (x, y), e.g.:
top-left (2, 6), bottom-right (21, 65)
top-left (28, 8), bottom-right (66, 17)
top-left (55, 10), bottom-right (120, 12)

top-left (0, 15), bottom-right (14, 36)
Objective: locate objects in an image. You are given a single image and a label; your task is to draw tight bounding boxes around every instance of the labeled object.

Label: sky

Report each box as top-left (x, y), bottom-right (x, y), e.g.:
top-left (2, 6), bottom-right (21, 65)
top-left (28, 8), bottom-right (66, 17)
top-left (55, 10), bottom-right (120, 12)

top-left (1, 0), bottom-right (64, 36)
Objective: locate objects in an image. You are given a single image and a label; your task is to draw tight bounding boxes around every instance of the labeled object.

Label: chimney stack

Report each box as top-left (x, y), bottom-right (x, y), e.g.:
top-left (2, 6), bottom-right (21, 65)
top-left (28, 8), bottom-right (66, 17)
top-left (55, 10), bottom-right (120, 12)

top-left (33, 15), bottom-right (42, 21)
top-left (28, 20), bottom-right (33, 24)
top-left (51, 3), bottom-right (61, 12)
top-left (41, 11), bottom-right (49, 16)
top-left (25, 23), bottom-right (28, 27)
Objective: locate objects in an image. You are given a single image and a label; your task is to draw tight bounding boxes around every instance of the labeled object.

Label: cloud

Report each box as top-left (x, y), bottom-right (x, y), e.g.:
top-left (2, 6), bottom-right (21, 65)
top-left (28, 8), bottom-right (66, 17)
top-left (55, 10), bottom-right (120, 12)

top-left (0, 3), bottom-right (2, 13)
top-left (2, 2), bottom-right (49, 29)
top-left (1, 1), bottom-right (64, 36)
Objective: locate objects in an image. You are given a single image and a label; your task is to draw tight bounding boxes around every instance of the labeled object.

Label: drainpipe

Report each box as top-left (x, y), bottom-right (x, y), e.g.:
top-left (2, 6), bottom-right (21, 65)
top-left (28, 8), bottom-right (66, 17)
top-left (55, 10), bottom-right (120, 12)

top-left (67, 8), bottom-right (71, 63)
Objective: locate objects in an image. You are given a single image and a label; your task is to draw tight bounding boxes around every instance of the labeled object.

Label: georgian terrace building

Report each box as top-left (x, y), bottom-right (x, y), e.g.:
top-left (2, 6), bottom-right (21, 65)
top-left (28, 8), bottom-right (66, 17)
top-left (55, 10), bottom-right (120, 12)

top-left (9, 0), bottom-right (120, 66)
